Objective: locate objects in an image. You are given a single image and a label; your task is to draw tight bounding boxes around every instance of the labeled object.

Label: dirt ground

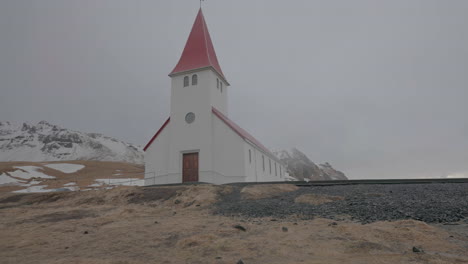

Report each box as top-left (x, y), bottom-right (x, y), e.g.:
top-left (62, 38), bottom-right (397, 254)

top-left (0, 184), bottom-right (467, 264)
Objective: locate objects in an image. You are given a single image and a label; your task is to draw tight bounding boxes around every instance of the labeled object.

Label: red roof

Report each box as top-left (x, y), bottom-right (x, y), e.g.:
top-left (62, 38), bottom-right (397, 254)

top-left (212, 107), bottom-right (278, 161)
top-left (143, 118), bottom-right (170, 151)
top-left (169, 9), bottom-right (227, 82)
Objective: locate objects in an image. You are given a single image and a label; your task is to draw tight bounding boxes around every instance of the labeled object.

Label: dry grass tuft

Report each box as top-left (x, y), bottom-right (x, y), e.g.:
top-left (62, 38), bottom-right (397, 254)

top-left (294, 193), bottom-right (344, 205)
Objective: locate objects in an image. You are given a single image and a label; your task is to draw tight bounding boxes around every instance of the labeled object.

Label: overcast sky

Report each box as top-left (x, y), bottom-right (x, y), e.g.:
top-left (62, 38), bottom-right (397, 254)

top-left (1, 0), bottom-right (467, 179)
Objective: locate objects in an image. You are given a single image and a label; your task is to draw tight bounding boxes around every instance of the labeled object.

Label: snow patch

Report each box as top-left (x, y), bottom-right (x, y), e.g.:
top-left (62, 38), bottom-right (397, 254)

top-left (13, 185), bottom-right (51, 193)
top-left (9, 166), bottom-right (55, 179)
top-left (44, 163), bottom-right (85, 173)
top-left (0, 173), bottom-right (25, 185)
top-left (95, 178), bottom-right (144, 186)
top-left (63, 182), bottom-right (76, 186)
top-left (445, 172), bottom-right (468, 178)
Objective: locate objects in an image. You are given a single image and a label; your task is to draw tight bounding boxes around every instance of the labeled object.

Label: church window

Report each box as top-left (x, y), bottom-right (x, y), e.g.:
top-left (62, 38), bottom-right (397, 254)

top-left (217, 78), bottom-right (219, 89)
top-left (280, 167), bottom-right (282, 177)
top-left (262, 155), bottom-right (265, 171)
top-left (185, 112), bottom-right (195, 124)
top-left (183, 76), bottom-right (189, 87)
top-left (220, 82), bottom-right (223, 93)
top-left (192, 74), bottom-right (198, 85)
top-left (269, 159), bottom-right (271, 174)
top-left (249, 149), bottom-right (252, 164)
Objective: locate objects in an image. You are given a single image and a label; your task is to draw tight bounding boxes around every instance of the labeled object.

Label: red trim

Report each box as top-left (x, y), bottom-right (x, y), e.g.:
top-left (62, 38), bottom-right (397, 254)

top-left (169, 9), bottom-right (227, 82)
top-left (143, 118), bottom-right (170, 151)
top-left (212, 107), bottom-right (278, 161)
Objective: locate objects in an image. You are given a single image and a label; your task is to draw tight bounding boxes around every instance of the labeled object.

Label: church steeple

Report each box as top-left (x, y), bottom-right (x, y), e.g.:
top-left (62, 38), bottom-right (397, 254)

top-left (169, 9), bottom-right (228, 84)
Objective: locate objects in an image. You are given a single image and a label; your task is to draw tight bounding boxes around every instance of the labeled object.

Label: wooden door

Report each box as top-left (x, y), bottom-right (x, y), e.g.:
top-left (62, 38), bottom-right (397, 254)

top-left (183, 153), bottom-right (199, 182)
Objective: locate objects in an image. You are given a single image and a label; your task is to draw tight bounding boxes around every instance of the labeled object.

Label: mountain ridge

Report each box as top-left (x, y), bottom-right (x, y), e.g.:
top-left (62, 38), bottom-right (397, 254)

top-left (275, 148), bottom-right (348, 181)
top-left (0, 121), bottom-right (143, 164)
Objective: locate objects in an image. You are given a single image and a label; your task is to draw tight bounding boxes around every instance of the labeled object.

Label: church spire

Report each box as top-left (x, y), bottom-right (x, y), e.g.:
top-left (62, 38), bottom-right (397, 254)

top-left (169, 9), bottom-right (227, 83)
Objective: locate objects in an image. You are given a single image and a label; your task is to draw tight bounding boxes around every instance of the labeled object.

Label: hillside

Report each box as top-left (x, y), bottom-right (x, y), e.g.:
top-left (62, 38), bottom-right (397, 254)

top-left (0, 161), bottom-right (144, 193)
top-left (0, 121), bottom-right (143, 164)
top-left (276, 148), bottom-right (348, 181)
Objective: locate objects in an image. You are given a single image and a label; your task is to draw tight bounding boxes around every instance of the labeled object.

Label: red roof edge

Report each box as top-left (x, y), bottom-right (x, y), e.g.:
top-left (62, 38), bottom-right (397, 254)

top-left (212, 107), bottom-right (279, 162)
top-left (143, 117), bottom-right (170, 151)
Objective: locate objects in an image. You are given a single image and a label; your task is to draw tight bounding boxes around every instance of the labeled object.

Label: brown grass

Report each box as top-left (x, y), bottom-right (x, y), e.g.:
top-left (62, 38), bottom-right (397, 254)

top-left (240, 184), bottom-right (299, 200)
top-left (295, 193), bottom-right (344, 205)
top-left (0, 185), bottom-right (467, 264)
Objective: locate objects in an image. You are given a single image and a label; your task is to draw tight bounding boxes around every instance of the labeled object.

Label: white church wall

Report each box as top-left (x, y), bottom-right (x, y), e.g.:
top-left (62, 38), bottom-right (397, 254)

top-left (167, 70), bottom-right (216, 181)
top-left (244, 143), bottom-right (257, 182)
top-left (252, 147), bottom-right (284, 182)
top-left (144, 122), bottom-right (171, 185)
top-left (209, 70), bottom-right (228, 116)
top-left (211, 113), bottom-right (246, 184)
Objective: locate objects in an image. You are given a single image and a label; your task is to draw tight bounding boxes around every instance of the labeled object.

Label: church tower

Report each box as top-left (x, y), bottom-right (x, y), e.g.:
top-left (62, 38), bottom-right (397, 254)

top-left (144, 9), bottom-right (285, 185)
top-left (169, 8), bottom-right (229, 116)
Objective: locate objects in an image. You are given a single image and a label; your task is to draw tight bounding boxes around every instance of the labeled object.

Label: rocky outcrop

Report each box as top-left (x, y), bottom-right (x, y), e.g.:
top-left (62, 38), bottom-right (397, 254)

top-left (0, 121), bottom-right (143, 164)
top-left (275, 148), bottom-right (347, 181)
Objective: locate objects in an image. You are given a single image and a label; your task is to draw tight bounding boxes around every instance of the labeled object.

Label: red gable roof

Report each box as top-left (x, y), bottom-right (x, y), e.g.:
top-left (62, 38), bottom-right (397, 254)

top-left (169, 9), bottom-right (227, 82)
top-left (212, 107), bottom-right (279, 162)
top-left (143, 117), bottom-right (170, 151)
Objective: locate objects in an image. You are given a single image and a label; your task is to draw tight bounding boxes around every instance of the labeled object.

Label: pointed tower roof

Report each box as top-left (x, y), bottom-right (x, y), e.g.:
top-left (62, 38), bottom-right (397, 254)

top-left (169, 9), bottom-right (228, 83)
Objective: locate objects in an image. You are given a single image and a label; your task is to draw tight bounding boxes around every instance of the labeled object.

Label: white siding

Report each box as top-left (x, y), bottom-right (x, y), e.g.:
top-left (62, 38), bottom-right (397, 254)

top-left (211, 113), bottom-right (246, 183)
top-left (144, 122), bottom-right (171, 185)
top-left (244, 141), bottom-right (283, 182)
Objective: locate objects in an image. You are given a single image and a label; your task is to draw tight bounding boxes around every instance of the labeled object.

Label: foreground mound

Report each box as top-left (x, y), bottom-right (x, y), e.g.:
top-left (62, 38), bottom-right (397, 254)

top-left (0, 184), bottom-right (467, 263)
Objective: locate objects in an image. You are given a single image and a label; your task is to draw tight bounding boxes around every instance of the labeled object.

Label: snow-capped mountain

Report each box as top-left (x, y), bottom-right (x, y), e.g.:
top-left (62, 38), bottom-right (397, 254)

top-left (0, 121), bottom-right (143, 164)
top-left (275, 148), bottom-right (348, 181)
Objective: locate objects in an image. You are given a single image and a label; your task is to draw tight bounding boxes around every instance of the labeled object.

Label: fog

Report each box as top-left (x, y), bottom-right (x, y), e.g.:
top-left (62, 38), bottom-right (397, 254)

top-left (1, 0), bottom-right (467, 179)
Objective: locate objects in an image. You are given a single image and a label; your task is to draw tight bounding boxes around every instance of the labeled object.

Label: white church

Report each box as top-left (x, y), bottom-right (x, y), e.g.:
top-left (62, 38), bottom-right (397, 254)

top-left (144, 9), bottom-right (285, 185)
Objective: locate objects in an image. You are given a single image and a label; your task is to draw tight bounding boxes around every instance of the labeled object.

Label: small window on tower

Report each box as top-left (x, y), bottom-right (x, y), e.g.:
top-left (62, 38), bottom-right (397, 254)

top-left (217, 78), bottom-right (219, 89)
top-left (249, 149), bottom-right (252, 164)
top-left (183, 76), bottom-right (189, 87)
top-left (192, 74), bottom-right (198, 85)
top-left (220, 82), bottom-right (223, 93)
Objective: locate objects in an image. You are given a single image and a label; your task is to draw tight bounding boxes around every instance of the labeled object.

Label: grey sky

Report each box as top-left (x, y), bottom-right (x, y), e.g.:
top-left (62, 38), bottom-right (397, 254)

top-left (1, 0), bottom-right (467, 179)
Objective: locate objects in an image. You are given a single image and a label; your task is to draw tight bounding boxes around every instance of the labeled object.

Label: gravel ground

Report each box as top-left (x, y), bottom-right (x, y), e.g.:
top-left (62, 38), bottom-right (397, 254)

top-left (214, 183), bottom-right (468, 224)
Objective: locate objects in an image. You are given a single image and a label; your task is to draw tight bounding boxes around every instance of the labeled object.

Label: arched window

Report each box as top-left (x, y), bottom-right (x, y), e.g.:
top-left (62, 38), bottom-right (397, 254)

top-left (269, 159), bottom-right (272, 174)
top-left (192, 74), bottom-right (198, 85)
top-left (183, 76), bottom-right (189, 87)
top-left (216, 78), bottom-right (219, 89)
top-left (262, 155), bottom-right (265, 171)
top-left (220, 82), bottom-right (223, 93)
top-left (249, 149), bottom-right (252, 164)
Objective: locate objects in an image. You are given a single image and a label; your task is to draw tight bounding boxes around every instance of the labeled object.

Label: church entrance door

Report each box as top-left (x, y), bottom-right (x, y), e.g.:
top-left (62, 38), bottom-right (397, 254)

top-left (183, 153), bottom-right (199, 182)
